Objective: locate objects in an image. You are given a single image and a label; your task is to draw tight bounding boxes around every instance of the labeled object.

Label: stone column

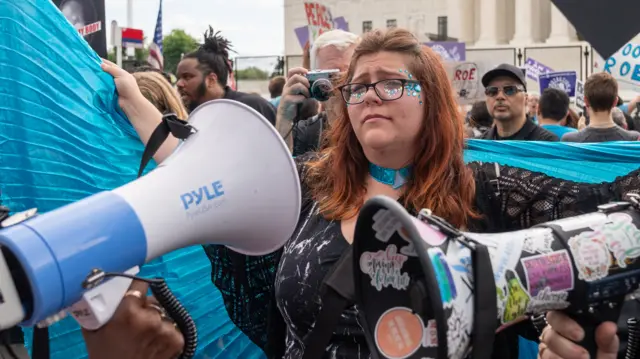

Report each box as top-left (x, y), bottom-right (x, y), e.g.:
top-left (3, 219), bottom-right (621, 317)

top-left (475, 0), bottom-right (499, 46)
top-left (510, 0), bottom-right (535, 44)
top-left (546, 1), bottom-right (577, 44)
top-left (448, 0), bottom-right (475, 43)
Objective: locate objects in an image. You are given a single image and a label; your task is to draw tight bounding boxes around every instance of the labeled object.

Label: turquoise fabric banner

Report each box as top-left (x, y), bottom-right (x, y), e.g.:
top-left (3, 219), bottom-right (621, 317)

top-left (465, 139), bottom-right (640, 183)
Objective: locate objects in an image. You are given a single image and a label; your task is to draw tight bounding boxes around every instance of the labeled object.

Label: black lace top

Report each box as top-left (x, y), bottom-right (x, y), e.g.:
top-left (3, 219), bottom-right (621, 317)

top-left (203, 154), bottom-right (640, 359)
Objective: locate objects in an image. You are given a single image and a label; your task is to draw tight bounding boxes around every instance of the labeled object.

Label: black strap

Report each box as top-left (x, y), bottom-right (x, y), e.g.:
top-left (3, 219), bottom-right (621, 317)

top-left (137, 113), bottom-right (195, 178)
top-left (471, 244), bottom-right (497, 359)
top-left (31, 327), bottom-right (49, 359)
top-left (302, 248), bottom-right (354, 359)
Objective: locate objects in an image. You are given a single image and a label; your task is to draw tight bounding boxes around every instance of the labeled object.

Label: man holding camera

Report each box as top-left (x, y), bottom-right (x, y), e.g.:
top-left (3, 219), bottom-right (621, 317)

top-left (276, 29), bottom-right (359, 155)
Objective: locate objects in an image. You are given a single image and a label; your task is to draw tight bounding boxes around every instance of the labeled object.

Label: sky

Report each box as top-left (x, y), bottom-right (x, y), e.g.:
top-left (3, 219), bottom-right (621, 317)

top-left (105, 0), bottom-right (284, 58)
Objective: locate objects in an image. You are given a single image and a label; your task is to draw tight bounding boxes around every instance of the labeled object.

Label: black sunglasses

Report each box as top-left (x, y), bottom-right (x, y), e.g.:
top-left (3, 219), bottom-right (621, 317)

top-left (485, 85), bottom-right (525, 97)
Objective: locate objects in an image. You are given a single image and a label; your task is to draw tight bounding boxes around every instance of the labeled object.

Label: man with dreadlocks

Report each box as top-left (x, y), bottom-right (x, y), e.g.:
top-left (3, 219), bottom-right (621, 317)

top-left (176, 27), bottom-right (276, 125)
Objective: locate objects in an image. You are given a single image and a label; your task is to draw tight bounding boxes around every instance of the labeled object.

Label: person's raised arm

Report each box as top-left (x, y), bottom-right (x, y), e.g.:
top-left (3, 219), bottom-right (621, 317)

top-left (276, 67), bottom-right (310, 151)
top-left (101, 60), bottom-right (179, 164)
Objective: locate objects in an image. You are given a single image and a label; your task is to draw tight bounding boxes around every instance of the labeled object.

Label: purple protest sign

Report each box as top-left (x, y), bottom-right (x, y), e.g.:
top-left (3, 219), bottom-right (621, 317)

top-left (295, 16), bottom-right (349, 49)
top-left (539, 71), bottom-right (577, 97)
top-left (333, 16), bottom-right (349, 31)
top-left (294, 26), bottom-right (310, 49)
top-left (524, 57), bottom-right (554, 82)
top-left (424, 42), bottom-right (466, 62)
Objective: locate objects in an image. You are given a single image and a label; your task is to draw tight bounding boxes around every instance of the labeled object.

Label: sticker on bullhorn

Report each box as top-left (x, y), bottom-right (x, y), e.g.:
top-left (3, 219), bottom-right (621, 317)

top-left (568, 231), bottom-right (610, 282)
top-left (372, 209), bottom-right (403, 243)
top-left (500, 269), bottom-right (530, 323)
top-left (521, 250), bottom-right (574, 297)
top-left (522, 228), bottom-right (554, 254)
top-left (359, 245), bottom-right (411, 291)
top-left (398, 217), bottom-right (449, 257)
top-left (374, 307), bottom-right (425, 359)
top-left (598, 214), bottom-right (640, 268)
top-left (427, 247), bottom-right (458, 308)
top-left (422, 319), bottom-right (438, 348)
top-left (526, 287), bottom-right (570, 314)
top-left (447, 306), bottom-right (471, 359)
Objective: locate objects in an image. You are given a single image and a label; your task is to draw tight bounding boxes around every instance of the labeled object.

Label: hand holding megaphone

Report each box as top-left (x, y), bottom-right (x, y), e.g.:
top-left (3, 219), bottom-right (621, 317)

top-left (352, 195), bottom-right (640, 359)
top-left (81, 280), bottom-right (184, 359)
top-left (539, 312), bottom-right (619, 359)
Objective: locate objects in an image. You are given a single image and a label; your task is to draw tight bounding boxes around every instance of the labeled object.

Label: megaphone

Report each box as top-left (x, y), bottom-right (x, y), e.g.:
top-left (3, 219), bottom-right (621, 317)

top-left (352, 195), bottom-right (640, 359)
top-left (0, 100), bottom-right (301, 333)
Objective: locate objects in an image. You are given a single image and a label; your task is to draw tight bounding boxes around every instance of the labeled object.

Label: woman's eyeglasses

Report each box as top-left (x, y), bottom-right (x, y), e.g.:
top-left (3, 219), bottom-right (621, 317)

top-left (484, 85), bottom-right (525, 97)
top-left (338, 79), bottom-right (421, 105)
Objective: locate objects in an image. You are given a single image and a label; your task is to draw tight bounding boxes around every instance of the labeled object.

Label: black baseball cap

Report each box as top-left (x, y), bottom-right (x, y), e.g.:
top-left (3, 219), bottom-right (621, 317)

top-left (482, 63), bottom-right (527, 91)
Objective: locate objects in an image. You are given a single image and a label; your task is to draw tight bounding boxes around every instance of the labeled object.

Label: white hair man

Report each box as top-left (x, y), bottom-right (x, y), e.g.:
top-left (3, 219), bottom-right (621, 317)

top-left (276, 29), bottom-right (360, 154)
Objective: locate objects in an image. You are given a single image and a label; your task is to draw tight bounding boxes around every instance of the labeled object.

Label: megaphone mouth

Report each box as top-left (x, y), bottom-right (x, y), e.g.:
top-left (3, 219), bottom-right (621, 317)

top-left (154, 99), bottom-right (301, 257)
top-left (353, 196), bottom-right (449, 359)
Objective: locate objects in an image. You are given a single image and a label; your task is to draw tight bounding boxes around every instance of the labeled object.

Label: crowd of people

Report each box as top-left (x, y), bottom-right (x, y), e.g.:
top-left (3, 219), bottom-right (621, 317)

top-left (463, 66), bottom-right (640, 144)
top-left (8, 24), bottom-right (640, 359)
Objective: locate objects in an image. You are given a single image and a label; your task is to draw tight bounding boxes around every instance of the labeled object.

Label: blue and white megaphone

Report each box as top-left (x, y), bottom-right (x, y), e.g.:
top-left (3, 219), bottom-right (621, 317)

top-left (0, 99), bottom-right (301, 332)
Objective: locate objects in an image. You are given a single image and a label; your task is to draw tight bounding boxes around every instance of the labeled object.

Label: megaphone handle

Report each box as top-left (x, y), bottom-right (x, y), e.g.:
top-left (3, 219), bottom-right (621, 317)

top-left (566, 303), bottom-right (623, 359)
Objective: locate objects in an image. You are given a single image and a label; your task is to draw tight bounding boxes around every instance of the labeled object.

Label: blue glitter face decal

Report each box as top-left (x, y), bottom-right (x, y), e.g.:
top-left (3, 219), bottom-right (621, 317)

top-left (399, 69), bottom-right (423, 105)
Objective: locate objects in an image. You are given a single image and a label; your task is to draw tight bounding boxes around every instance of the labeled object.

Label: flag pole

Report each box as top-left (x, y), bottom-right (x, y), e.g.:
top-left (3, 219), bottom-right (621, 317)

top-left (127, 0), bottom-right (133, 27)
top-left (126, 0), bottom-right (134, 59)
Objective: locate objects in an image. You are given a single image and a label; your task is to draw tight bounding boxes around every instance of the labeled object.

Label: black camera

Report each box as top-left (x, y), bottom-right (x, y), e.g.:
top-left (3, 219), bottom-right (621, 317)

top-left (305, 69), bottom-right (340, 102)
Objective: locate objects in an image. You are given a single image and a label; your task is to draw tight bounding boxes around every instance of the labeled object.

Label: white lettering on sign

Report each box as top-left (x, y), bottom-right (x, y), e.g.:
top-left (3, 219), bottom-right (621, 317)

top-left (360, 245), bottom-right (410, 291)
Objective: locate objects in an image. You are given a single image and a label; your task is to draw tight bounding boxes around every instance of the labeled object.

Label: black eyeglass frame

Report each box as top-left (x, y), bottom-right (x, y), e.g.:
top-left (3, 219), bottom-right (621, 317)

top-left (338, 78), bottom-right (421, 105)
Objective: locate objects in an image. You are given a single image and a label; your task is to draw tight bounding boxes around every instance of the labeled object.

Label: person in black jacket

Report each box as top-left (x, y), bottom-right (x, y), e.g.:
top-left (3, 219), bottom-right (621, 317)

top-left (175, 26), bottom-right (276, 126)
top-left (481, 64), bottom-right (558, 141)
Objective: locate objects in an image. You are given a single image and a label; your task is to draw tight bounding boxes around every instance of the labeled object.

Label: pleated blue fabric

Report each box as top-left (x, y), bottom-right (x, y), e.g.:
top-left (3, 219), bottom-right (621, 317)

top-left (465, 139), bottom-right (640, 183)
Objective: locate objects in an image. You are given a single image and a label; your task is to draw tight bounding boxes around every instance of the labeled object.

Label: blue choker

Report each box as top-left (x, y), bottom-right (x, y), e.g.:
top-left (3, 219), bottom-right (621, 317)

top-left (369, 163), bottom-right (412, 189)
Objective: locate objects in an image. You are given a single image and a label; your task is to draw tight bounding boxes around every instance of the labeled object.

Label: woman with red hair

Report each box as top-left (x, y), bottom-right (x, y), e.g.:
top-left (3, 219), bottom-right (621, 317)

top-left (101, 28), bottom-right (640, 359)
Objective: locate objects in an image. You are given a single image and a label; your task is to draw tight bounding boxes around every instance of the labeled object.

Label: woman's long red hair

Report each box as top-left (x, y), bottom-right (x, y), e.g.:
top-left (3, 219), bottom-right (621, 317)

top-left (306, 28), bottom-right (478, 228)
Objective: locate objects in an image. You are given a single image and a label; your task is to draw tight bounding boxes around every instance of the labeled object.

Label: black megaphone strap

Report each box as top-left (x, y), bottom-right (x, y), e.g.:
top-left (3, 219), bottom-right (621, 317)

top-left (471, 243), bottom-right (497, 359)
top-left (137, 113), bottom-right (196, 178)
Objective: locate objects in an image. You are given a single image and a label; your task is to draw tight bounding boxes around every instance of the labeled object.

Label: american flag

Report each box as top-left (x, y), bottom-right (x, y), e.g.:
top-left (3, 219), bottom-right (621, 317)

top-left (147, 0), bottom-right (164, 70)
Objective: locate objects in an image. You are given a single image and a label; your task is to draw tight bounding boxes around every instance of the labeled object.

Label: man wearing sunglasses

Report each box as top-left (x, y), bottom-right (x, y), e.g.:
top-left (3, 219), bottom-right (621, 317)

top-left (480, 64), bottom-right (559, 141)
